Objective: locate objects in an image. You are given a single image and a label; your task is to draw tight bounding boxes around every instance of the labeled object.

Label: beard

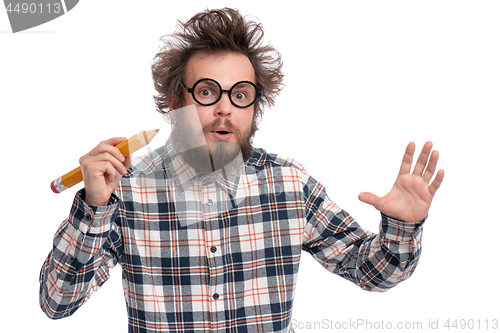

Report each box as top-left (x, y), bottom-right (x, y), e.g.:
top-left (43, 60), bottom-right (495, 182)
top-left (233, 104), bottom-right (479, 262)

top-left (170, 114), bottom-right (257, 176)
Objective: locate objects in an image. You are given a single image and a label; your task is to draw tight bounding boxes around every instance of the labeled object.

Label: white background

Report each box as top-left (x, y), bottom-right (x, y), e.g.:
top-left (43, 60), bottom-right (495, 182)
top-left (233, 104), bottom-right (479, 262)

top-left (1, 1), bottom-right (499, 332)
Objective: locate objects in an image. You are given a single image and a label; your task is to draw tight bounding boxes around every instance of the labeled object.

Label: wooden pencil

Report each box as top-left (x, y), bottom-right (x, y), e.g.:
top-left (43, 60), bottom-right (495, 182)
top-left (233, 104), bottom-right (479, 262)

top-left (50, 129), bottom-right (160, 193)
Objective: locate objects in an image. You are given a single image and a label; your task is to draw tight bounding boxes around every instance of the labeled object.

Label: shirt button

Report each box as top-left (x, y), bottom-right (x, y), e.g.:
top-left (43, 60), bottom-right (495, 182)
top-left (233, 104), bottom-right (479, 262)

top-left (84, 213), bottom-right (92, 221)
top-left (210, 246), bottom-right (217, 253)
top-left (206, 199), bottom-right (213, 206)
top-left (213, 293), bottom-right (219, 300)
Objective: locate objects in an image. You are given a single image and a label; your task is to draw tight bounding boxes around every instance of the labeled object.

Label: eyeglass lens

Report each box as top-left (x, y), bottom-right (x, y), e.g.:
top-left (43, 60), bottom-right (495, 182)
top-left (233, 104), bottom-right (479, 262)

top-left (192, 79), bottom-right (258, 108)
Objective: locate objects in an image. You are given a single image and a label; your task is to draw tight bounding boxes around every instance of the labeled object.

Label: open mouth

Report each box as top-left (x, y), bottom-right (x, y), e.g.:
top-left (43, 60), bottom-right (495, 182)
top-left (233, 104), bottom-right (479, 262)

top-left (211, 129), bottom-right (233, 141)
top-left (206, 120), bottom-right (236, 141)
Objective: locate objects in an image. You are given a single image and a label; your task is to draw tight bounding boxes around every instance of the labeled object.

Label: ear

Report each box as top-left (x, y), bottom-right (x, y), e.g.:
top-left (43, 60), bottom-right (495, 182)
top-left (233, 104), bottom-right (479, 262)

top-left (168, 98), bottom-right (178, 122)
top-left (168, 97), bottom-right (176, 109)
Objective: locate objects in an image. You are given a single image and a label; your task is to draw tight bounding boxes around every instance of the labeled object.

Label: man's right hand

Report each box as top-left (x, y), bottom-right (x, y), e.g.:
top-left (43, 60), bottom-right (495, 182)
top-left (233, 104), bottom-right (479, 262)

top-left (79, 137), bottom-right (132, 206)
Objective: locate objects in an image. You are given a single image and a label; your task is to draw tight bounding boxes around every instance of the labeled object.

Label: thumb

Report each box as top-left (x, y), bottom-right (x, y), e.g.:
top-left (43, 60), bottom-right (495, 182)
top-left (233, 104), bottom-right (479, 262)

top-left (358, 192), bottom-right (382, 209)
top-left (105, 136), bottom-right (128, 146)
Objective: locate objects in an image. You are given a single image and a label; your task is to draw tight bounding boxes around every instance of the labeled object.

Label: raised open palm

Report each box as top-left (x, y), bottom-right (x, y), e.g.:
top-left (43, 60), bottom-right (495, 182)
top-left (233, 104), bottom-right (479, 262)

top-left (358, 142), bottom-right (444, 222)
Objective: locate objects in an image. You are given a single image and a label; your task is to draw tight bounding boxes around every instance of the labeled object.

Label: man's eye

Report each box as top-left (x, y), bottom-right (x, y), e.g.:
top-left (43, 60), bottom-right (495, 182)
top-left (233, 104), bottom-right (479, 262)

top-left (199, 89), bottom-right (212, 97)
top-left (234, 92), bottom-right (246, 100)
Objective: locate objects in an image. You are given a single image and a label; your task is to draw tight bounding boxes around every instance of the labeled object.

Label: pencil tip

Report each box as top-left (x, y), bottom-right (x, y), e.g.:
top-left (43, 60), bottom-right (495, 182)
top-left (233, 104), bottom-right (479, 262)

top-left (155, 129), bottom-right (160, 133)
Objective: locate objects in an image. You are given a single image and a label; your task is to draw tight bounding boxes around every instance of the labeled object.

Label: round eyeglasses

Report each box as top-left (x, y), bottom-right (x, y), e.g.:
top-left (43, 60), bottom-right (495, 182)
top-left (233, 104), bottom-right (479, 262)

top-left (181, 78), bottom-right (261, 108)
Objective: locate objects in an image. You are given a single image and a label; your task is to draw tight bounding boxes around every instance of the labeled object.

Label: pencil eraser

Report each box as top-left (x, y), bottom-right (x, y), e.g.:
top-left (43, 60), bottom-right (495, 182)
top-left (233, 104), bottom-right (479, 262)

top-left (50, 180), bottom-right (60, 194)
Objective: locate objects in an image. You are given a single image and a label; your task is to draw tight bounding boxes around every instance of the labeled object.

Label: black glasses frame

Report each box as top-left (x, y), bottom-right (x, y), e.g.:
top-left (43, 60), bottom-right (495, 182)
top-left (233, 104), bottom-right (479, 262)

top-left (181, 78), bottom-right (261, 108)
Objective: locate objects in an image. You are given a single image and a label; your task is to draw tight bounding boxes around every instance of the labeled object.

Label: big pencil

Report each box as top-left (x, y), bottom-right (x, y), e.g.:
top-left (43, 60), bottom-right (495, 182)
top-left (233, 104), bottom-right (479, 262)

top-left (50, 129), bottom-right (160, 194)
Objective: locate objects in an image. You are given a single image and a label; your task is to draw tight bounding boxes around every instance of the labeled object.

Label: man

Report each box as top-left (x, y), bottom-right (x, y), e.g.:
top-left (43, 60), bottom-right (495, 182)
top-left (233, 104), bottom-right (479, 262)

top-left (39, 8), bottom-right (444, 333)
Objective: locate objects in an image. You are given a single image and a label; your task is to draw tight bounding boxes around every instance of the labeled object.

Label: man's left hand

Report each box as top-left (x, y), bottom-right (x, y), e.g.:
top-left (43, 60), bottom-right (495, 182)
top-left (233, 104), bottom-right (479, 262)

top-left (358, 141), bottom-right (445, 222)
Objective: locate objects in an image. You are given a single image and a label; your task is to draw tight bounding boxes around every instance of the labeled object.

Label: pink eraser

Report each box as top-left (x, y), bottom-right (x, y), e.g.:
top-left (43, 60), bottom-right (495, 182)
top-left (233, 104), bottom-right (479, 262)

top-left (50, 180), bottom-right (60, 194)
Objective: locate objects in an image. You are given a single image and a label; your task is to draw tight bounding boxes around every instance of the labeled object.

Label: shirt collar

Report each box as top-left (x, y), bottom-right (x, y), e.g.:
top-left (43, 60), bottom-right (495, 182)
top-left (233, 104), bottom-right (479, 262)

top-left (163, 139), bottom-right (243, 197)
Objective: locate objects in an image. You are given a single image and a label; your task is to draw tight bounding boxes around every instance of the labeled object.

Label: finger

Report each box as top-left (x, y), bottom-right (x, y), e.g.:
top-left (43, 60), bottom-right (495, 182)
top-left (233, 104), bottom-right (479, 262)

top-left (90, 159), bottom-right (118, 183)
top-left (82, 151), bottom-right (128, 176)
top-left (102, 136), bottom-right (127, 146)
top-left (399, 142), bottom-right (415, 175)
top-left (358, 192), bottom-right (382, 210)
top-left (123, 154), bottom-right (133, 170)
top-left (88, 137), bottom-right (127, 162)
top-left (412, 141), bottom-right (433, 176)
top-left (90, 157), bottom-right (126, 184)
top-left (429, 169), bottom-right (445, 196)
top-left (99, 152), bottom-right (129, 176)
top-left (103, 161), bottom-right (120, 184)
top-left (422, 150), bottom-right (439, 183)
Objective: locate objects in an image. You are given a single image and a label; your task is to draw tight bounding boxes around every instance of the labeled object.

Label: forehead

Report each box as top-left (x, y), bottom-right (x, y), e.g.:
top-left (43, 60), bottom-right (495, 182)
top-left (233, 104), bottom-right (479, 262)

top-left (185, 52), bottom-right (256, 86)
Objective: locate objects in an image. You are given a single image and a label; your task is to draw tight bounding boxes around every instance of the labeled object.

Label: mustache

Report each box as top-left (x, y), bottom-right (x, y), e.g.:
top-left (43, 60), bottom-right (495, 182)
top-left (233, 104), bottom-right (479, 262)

top-left (202, 118), bottom-right (241, 137)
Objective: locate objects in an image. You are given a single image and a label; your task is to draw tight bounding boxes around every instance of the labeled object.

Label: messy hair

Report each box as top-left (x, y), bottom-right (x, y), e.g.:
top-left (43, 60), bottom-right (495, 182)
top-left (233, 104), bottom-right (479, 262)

top-left (151, 8), bottom-right (284, 122)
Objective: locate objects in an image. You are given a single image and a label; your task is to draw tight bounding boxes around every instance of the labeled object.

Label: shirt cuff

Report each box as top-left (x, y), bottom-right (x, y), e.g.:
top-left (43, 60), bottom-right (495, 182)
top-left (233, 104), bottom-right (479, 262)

top-left (379, 213), bottom-right (425, 242)
top-left (69, 190), bottom-right (120, 234)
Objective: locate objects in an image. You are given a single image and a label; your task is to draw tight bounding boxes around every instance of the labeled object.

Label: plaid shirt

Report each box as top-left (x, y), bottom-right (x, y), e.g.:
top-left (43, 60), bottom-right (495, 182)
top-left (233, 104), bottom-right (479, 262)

top-left (40, 140), bottom-right (424, 333)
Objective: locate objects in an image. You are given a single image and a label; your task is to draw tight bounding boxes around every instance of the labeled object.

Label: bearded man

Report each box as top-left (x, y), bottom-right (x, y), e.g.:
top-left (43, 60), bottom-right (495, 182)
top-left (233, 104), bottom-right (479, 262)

top-left (40, 8), bottom-right (444, 333)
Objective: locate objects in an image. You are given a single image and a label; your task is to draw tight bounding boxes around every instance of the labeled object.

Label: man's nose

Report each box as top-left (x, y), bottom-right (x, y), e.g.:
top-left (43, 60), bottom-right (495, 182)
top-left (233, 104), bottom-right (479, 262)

top-left (214, 91), bottom-right (232, 116)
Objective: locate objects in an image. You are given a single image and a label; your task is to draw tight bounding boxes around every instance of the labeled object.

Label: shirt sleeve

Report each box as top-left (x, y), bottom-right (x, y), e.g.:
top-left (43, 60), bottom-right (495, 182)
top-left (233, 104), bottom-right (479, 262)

top-left (301, 175), bottom-right (424, 292)
top-left (39, 190), bottom-right (122, 319)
